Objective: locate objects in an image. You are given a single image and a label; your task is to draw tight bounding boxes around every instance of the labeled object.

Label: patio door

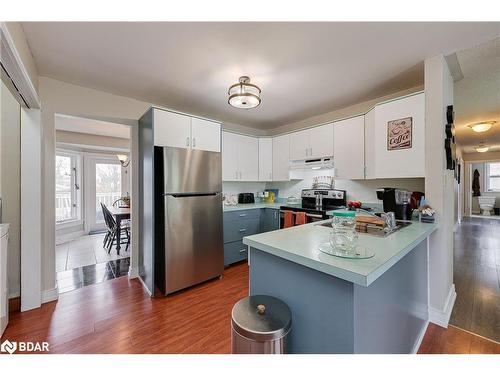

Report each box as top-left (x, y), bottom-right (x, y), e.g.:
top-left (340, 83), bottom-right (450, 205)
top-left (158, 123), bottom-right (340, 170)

top-left (85, 155), bottom-right (123, 233)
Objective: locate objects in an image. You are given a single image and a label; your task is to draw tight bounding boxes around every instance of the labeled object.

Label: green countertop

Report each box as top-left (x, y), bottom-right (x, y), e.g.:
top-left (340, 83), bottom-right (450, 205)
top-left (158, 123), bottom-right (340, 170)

top-left (223, 202), bottom-right (284, 212)
top-left (243, 218), bottom-right (437, 287)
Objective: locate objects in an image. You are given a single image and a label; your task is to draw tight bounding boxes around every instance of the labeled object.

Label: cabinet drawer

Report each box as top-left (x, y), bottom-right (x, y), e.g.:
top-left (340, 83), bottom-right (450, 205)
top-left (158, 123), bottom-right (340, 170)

top-left (224, 240), bottom-right (248, 266)
top-left (224, 209), bottom-right (260, 221)
top-left (223, 217), bottom-right (260, 243)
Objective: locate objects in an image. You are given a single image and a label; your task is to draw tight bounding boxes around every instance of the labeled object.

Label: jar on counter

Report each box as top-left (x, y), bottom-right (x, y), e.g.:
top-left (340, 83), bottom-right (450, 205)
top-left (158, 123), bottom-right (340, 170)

top-left (329, 210), bottom-right (358, 254)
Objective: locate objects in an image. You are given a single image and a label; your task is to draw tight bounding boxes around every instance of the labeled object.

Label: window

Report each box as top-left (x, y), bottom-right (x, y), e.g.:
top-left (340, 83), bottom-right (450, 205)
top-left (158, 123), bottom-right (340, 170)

top-left (485, 162), bottom-right (500, 192)
top-left (95, 162), bottom-right (122, 223)
top-left (55, 151), bottom-right (82, 222)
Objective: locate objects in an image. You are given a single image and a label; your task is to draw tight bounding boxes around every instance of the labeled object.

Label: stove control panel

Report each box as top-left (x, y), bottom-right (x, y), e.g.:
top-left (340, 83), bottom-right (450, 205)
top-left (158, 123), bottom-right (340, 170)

top-left (301, 189), bottom-right (345, 199)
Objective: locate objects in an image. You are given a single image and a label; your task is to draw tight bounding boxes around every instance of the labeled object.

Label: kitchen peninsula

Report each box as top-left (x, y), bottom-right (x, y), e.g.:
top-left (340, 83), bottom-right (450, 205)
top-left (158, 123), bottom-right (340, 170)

top-left (243, 219), bottom-right (437, 353)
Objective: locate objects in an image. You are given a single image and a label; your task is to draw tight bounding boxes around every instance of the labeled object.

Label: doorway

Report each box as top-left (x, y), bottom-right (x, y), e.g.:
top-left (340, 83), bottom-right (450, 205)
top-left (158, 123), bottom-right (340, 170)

top-left (54, 114), bottom-right (134, 293)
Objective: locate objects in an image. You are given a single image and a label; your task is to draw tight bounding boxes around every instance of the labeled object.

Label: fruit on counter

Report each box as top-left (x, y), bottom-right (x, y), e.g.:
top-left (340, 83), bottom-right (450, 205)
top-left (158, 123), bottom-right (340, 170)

top-left (347, 200), bottom-right (362, 209)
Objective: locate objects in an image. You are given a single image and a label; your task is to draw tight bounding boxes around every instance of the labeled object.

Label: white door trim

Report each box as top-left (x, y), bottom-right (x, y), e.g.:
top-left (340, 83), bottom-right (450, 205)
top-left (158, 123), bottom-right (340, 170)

top-left (20, 108), bottom-right (44, 311)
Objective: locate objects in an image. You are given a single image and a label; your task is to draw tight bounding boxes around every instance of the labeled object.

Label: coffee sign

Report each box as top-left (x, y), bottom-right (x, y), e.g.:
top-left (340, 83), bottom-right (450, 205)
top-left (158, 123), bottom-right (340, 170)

top-left (387, 117), bottom-right (412, 151)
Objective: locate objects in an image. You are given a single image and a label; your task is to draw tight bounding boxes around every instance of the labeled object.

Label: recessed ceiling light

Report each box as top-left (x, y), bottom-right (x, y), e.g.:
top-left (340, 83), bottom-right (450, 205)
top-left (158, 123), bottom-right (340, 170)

top-left (228, 76), bottom-right (261, 109)
top-left (468, 121), bottom-right (496, 133)
top-left (475, 143), bottom-right (490, 153)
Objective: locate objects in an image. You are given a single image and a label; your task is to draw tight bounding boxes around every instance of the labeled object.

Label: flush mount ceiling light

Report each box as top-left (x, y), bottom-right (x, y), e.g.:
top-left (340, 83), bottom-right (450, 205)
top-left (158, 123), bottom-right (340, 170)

top-left (228, 76), bottom-right (261, 109)
top-left (475, 142), bottom-right (490, 153)
top-left (468, 121), bottom-right (496, 133)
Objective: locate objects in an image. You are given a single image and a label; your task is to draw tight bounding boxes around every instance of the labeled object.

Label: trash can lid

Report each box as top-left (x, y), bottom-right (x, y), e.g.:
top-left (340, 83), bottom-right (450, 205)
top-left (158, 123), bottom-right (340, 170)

top-left (231, 295), bottom-right (292, 341)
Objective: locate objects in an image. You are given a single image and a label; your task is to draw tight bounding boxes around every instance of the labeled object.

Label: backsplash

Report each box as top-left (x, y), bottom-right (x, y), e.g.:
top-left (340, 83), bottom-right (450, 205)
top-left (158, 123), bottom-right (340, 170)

top-left (224, 170), bottom-right (425, 204)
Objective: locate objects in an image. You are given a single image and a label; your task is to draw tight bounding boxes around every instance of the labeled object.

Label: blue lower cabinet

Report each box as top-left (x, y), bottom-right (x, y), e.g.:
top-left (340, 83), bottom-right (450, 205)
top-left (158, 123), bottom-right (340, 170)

top-left (260, 208), bottom-right (280, 232)
top-left (223, 208), bottom-right (281, 266)
top-left (223, 209), bottom-right (262, 266)
top-left (223, 240), bottom-right (248, 266)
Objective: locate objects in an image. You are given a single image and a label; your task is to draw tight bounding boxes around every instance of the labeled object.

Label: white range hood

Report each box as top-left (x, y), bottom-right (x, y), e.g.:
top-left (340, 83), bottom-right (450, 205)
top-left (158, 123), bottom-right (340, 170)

top-left (289, 157), bottom-right (334, 171)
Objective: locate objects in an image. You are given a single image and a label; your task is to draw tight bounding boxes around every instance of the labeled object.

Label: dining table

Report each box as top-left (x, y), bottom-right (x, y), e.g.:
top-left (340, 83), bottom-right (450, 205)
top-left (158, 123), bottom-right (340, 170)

top-left (109, 206), bottom-right (131, 253)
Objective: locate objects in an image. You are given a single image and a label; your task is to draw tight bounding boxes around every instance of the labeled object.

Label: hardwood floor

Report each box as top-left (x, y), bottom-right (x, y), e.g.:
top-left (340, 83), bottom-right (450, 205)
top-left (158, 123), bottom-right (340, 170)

top-left (450, 217), bottom-right (500, 342)
top-left (418, 324), bottom-right (499, 354)
top-left (2, 262), bottom-right (499, 354)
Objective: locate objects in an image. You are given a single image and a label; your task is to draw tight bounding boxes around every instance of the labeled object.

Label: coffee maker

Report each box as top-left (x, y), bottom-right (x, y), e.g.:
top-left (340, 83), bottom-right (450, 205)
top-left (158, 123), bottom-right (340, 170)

top-left (376, 188), bottom-right (414, 221)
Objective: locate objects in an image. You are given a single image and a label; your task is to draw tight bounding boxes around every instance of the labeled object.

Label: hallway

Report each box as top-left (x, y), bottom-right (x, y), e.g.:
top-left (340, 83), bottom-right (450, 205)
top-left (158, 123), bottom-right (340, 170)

top-left (450, 217), bottom-right (500, 342)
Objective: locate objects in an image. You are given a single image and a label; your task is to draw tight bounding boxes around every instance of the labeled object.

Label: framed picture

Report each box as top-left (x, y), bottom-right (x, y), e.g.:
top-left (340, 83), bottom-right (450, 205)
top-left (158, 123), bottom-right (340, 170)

top-left (387, 117), bottom-right (412, 151)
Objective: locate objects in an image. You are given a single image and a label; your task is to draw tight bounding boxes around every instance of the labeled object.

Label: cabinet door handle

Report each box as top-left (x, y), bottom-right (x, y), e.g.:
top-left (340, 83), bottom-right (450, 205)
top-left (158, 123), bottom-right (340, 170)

top-left (239, 213), bottom-right (247, 217)
top-left (239, 229), bottom-right (247, 232)
top-left (235, 171), bottom-right (238, 179)
top-left (239, 248), bottom-right (247, 253)
top-left (192, 137), bottom-right (196, 148)
top-left (186, 137), bottom-right (190, 147)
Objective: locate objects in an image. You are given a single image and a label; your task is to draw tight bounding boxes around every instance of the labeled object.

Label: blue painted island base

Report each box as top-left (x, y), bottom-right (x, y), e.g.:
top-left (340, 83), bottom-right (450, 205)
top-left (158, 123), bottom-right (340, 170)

top-left (249, 239), bottom-right (429, 353)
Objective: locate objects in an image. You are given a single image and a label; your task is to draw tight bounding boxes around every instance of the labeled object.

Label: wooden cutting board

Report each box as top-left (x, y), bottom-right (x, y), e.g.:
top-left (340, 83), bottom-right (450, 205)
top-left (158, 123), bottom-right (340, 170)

top-left (355, 215), bottom-right (385, 227)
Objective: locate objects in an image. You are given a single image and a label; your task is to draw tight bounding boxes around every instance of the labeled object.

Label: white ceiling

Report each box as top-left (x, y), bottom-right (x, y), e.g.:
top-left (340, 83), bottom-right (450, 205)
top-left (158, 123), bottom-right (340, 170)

top-left (454, 38), bottom-right (500, 153)
top-left (23, 22), bottom-right (500, 130)
top-left (55, 114), bottom-right (131, 139)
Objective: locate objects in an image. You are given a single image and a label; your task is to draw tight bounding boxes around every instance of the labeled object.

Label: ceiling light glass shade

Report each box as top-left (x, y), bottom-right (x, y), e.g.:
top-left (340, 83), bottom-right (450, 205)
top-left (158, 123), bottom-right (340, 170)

top-left (475, 144), bottom-right (490, 153)
top-left (228, 76), bottom-right (261, 109)
top-left (468, 121), bottom-right (495, 133)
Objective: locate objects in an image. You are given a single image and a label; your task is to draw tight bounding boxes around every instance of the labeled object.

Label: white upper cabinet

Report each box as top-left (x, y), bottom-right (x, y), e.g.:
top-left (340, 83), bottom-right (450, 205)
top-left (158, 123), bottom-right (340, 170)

top-left (191, 117), bottom-right (221, 152)
top-left (371, 93), bottom-right (425, 178)
top-left (258, 138), bottom-right (273, 181)
top-left (238, 135), bottom-right (259, 181)
top-left (289, 123), bottom-right (334, 160)
top-left (153, 109), bottom-right (221, 152)
top-left (309, 123), bottom-right (334, 159)
top-left (154, 109), bottom-right (191, 148)
top-left (290, 129), bottom-right (310, 160)
top-left (333, 115), bottom-right (365, 180)
top-left (272, 134), bottom-right (290, 181)
top-left (364, 108), bottom-right (376, 179)
top-left (222, 132), bottom-right (259, 181)
top-left (222, 132), bottom-right (240, 181)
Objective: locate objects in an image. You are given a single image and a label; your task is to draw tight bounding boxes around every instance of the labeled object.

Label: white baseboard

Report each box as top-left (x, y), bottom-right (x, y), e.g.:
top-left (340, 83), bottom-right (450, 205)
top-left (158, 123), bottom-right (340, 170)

top-left (137, 275), bottom-right (152, 296)
top-left (412, 320), bottom-right (430, 354)
top-left (429, 284), bottom-right (456, 328)
top-left (41, 286), bottom-right (59, 304)
top-left (128, 266), bottom-right (139, 279)
top-left (56, 230), bottom-right (86, 245)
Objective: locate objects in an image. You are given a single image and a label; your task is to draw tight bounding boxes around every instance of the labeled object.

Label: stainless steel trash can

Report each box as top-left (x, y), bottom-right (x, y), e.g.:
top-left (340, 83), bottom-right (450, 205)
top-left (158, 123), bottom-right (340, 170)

top-left (231, 295), bottom-right (292, 354)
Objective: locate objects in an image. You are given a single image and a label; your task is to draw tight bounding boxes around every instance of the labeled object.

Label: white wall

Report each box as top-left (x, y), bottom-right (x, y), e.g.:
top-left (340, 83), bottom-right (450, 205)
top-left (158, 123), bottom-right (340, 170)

top-left (56, 130), bottom-right (130, 150)
top-left (424, 55), bottom-right (456, 326)
top-left (0, 80), bottom-right (21, 297)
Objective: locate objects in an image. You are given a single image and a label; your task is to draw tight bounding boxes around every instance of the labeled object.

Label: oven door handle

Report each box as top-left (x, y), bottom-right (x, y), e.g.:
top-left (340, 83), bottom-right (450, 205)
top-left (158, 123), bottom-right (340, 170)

top-left (279, 211), bottom-right (323, 219)
top-left (305, 213), bottom-right (323, 219)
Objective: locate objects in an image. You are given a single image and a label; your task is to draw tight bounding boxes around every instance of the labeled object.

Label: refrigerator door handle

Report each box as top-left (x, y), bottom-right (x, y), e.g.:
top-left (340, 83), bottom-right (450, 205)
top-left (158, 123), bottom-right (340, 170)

top-left (164, 192), bottom-right (220, 198)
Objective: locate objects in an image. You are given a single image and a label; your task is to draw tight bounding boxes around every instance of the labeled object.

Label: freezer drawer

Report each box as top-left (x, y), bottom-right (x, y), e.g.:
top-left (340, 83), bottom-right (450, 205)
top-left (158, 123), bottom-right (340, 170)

top-left (160, 192), bottom-right (223, 295)
top-left (161, 147), bottom-right (222, 194)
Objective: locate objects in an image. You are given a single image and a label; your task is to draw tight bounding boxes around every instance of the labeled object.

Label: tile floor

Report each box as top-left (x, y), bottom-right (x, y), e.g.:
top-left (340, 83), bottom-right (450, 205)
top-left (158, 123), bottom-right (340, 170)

top-left (57, 257), bottom-right (131, 294)
top-left (56, 233), bottom-right (130, 272)
top-left (56, 233), bottom-right (131, 294)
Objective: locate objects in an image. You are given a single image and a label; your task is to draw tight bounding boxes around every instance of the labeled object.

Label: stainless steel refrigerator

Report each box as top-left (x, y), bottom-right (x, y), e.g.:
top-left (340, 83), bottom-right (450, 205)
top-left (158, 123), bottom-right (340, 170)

top-left (154, 146), bottom-right (223, 295)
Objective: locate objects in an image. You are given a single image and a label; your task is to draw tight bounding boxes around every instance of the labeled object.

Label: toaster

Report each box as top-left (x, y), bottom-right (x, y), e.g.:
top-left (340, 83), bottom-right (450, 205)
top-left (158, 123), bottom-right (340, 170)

top-left (238, 193), bottom-right (255, 204)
